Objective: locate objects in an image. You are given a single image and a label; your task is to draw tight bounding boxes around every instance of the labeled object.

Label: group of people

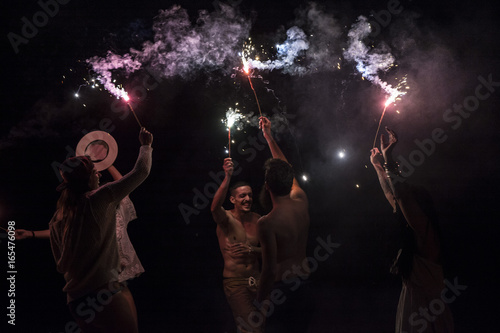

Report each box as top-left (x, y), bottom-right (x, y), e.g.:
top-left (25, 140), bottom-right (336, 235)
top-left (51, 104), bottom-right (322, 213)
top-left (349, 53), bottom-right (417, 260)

top-left (211, 117), bottom-right (312, 332)
top-left (15, 118), bottom-right (454, 332)
top-left (210, 121), bottom-right (454, 332)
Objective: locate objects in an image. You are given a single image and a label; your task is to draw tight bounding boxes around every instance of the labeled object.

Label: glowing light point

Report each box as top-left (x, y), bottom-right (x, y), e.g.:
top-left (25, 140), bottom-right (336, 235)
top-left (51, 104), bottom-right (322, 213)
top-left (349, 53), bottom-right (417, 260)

top-left (123, 94), bottom-right (130, 102)
top-left (302, 174), bottom-right (308, 181)
top-left (74, 93), bottom-right (79, 98)
top-left (338, 151), bottom-right (345, 159)
top-left (356, 184), bottom-right (360, 188)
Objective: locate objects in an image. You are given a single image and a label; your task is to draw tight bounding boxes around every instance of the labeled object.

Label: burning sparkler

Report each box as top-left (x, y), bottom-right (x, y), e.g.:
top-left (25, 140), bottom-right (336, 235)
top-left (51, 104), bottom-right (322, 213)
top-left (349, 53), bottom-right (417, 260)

top-left (224, 108), bottom-right (244, 157)
top-left (342, 16), bottom-right (410, 148)
top-left (372, 76), bottom-right (408, 148)
top-left (123, 94), bottom-right (143, 128)
top-left (241, 56), bottom-right (262, 117)
top-left (241, 42), bottom-right (263, 118)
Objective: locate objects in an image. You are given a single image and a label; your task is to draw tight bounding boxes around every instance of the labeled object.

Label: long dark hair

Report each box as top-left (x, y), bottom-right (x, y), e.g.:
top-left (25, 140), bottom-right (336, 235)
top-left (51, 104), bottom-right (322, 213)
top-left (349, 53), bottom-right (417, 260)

top-left (391, 184), bottom-right (442, 279)
top-left (55, 156), bottom-right (94, 235)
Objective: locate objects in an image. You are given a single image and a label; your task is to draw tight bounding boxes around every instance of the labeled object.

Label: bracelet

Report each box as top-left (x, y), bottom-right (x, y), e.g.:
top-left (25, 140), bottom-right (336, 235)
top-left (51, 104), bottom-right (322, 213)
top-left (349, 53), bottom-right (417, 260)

top-left (31, 230), bottom-right (35, 238)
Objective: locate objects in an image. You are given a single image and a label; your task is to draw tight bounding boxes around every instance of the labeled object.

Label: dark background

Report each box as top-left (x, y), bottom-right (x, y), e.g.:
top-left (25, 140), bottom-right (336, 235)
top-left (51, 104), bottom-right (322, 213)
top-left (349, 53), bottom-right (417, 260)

top-left (1, 0), bottom-right (499, 332)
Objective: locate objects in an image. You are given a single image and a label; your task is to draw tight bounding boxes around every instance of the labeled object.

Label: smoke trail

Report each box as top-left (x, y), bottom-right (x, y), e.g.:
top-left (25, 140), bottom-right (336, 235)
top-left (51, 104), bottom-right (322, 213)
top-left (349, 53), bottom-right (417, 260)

top-left (246, 4), bottom-right (342, 75)
top-left (294, 2), bottom-right (342, 72)
top-left (86, 52), bottom-right (142, 99)
top-left (87, 4), bottom-right (251, 97)
top-left (247, 26), bottom-right (310, 75)
top-left (343, 15), bottom-right (403, 101)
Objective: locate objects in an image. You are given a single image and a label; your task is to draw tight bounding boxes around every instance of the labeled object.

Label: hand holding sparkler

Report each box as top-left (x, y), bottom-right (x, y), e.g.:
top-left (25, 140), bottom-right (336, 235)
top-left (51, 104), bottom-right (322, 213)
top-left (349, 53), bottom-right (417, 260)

top-left (223, 157), bottom-right (234, 177)
top-left (139, 127), bottom-right (153, 146)
top-left (380, 127), bottom-right (398, 164)
top-left (259, 116), bottom-right (272, 139)
top-left (370, 148), bottom-right (385, 169)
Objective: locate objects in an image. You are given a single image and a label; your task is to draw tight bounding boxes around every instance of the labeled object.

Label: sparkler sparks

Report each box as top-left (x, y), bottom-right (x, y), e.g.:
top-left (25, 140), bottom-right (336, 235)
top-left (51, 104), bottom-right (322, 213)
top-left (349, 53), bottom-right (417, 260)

top-left (241, 41), bottom-right (263, 118)
top-left (373, 76), bottom-right (409, 148)
top-left (224, 108), bottom-right (244, 157)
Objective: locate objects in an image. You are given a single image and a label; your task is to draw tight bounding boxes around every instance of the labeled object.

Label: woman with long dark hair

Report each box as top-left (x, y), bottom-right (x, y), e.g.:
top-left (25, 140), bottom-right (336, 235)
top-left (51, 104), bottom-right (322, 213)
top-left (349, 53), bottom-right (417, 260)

top-left (370, 127), bottom-right (454, 333)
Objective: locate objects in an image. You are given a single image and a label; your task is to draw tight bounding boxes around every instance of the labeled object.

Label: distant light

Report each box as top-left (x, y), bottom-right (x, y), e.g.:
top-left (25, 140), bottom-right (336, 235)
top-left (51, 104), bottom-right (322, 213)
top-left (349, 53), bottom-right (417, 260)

top-left (355, 184), bottom-right (360, 188)
top-left (338, 151), bottom-right (345, 158)
top-left (74, 93), bottom-right (79, 98)
top-left (302, 174), bottom-right (308, 181)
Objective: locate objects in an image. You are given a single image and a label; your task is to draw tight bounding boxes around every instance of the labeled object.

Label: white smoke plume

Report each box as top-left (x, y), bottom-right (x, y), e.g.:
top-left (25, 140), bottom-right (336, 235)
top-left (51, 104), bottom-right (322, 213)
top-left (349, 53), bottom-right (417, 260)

top-left (247, 3), bottom-right (341, 75)
top-left (247, 26), bottom-right (310, 75)
top-left (343, 15), bottom-right (402, 101)
top-left (87, 4), bottom-right (252, 98)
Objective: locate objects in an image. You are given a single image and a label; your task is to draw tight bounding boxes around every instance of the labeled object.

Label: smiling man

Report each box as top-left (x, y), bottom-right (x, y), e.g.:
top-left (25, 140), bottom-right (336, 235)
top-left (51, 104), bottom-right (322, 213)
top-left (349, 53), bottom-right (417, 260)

top-left (211, 157), bottom-right (263, 333)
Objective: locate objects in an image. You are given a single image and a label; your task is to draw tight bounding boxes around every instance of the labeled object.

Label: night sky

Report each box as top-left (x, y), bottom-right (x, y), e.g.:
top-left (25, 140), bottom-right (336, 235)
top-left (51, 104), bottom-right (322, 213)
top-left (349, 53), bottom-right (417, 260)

top-left (1, 0), bottom-right (500, 332)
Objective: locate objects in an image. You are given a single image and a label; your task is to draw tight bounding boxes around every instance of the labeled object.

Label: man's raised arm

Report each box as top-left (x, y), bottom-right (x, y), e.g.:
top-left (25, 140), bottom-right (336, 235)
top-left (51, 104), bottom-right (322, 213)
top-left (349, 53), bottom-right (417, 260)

top-left (259, 116), bottom-right (306, 201)
top-left (370, 147), bottom-right (397, 212)
top-left (210, 158), bottom-right (234, 229)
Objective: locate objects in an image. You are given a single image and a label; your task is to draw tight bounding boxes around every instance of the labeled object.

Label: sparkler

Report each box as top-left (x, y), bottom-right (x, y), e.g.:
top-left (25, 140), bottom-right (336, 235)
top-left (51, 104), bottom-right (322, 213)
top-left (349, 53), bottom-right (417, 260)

top-left (123, 94), bottom-right (143, 128)
top-left (372, 77), bottom-right (409, 148)
top-left (372, 101), bottom-right (391, 148)
top-left (242, 55), bottom-right (263, 118)
top-left (224, 108), bottom-right (243, 157)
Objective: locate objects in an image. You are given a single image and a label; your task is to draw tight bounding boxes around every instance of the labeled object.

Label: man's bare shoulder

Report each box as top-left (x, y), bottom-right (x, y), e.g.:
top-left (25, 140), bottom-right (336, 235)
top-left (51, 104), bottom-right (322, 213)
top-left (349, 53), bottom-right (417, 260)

top-left (250, 211), bottom-right (261, 222)
top-left (291, 185), bottom-right (308, 204)
top-left (257, 214), bottom-right (273, 238)
top-left (257, 212), bottom-right (276, 229)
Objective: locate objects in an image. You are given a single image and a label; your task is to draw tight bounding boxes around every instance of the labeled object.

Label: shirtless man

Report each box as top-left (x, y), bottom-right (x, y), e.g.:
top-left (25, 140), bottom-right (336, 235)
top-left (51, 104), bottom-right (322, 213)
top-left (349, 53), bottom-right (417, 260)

top-left (211, 157), bottom-right (262, 333)
top-left (256, 116), bottom-right (312, 333)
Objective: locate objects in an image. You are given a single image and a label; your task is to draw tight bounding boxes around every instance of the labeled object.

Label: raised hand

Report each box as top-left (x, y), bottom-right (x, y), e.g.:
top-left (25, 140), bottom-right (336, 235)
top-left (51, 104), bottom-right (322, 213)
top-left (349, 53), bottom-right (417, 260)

top-left (380, 126), bottom-right (398, 162)
top-left (139, 127), bottom-right (153, 146)
top-left (259, 116), bottom-right (272, 138)
top-left (370, 147), bottom-right (385, 168)
top-left (223, 157), bottom-right (234, 177)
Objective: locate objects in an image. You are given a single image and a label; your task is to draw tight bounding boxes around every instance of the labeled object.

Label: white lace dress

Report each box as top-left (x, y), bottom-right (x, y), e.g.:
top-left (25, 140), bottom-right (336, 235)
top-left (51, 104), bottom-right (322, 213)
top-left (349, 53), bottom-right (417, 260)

top-left (115, 196), bottom-right (145, 282)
